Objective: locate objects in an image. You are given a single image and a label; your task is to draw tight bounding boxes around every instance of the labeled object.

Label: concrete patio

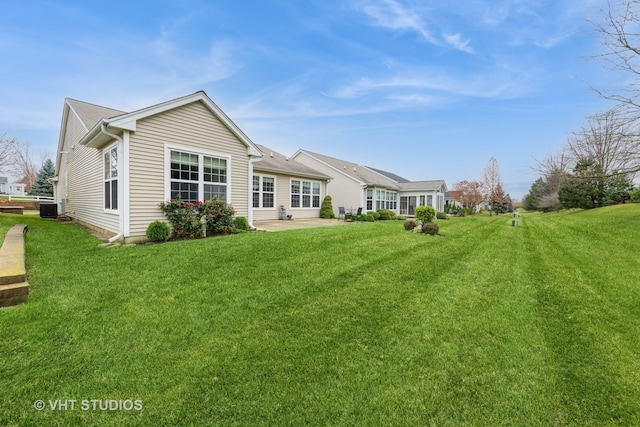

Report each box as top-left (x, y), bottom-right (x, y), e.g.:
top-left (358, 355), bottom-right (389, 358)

top-left (252, 218), bottom-right (353, 232)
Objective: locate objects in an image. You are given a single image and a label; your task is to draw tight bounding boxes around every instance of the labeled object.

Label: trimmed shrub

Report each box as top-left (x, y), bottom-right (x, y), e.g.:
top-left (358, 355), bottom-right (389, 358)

top-left (146, 221), bottom-right (171, 243)
top-left (234, 216), bottom-right (249, 231)
top-left (436, 211), bottom-right (447, 220)
top-left (422, 221), bottom-right (439, 235)
top-left (364, 214), bottom-right (375, 222)
top-left (403, 219), bottom-right (417, 230)
top-left (377, 209), bottom-right (392, 220)
top-left (415, 206), bottom-right (436, 223)
top-left (320, 195), bottom-right (335, 219)
top-left (368, 211), bottom-right (380, 220)
top-left (396, 215), bottom-right (406, 221)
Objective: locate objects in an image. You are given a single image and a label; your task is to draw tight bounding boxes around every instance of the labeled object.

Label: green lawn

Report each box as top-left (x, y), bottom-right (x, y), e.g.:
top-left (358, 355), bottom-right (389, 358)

top-left (1, 206), bottom-right (639, 426)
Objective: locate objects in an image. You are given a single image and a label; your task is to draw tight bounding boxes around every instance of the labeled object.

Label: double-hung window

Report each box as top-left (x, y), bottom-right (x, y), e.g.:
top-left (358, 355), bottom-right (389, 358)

top-left (252, 175), bottom-right (275, 208)
top-left (290, 179), bottom-right (320, 208)
top-left (104, 146), bottom-right (118, 211)
top-left (169, 149), bottom-right (228, 202)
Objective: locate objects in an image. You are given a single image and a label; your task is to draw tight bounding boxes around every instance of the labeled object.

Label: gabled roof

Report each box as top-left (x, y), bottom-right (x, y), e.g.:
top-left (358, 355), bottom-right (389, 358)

top-left (66, 98), bottom-right (126, 132)
top-left (254, 145), bottom-right (330, 180)
top-left (72, 91), bottom-right (262, 157)
top-left (365, 166), bottom-right (410, 183)
top-left (294, 149), bottom-right (399, 189)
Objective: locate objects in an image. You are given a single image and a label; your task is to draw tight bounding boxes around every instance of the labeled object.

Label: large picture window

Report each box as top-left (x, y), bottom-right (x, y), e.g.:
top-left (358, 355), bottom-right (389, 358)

top-left (290, 179), bottom-right (321, 208)
top-left (104, 146), bottom-right (118, 211)
top-left (169, 149), bottom-right (228, 203)
top-left (252, 175), bottom-right (275, 208)
top-left (375, 189), bottom-right (397, 210)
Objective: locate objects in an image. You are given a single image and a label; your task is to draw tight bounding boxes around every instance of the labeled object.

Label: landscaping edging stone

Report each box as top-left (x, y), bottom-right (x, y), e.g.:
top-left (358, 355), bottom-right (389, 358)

top-left (0, 224), bottom-right (29, 307)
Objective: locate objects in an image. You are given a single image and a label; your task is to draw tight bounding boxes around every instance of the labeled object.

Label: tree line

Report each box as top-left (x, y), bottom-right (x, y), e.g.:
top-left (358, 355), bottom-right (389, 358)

top-left (525, 1), bottom-right (640, 211)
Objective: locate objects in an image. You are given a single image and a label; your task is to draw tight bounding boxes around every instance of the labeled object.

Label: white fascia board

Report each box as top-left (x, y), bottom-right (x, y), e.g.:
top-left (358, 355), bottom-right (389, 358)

top-left (105, 91), bottom-right (263, 158)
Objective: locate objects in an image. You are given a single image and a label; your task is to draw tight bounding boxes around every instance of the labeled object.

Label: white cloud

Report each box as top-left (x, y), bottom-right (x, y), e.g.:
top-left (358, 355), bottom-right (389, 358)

top-left (355, 0), bottom-right (476, 53)
top-left (443, 33), bottom-right (473, 53)
top-left (356, 0), bottom-right (437, 43)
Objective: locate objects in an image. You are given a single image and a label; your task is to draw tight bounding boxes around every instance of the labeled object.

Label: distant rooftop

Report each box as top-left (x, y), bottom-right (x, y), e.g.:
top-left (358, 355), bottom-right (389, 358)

top-left (365, 166), bottom-right (410, 183)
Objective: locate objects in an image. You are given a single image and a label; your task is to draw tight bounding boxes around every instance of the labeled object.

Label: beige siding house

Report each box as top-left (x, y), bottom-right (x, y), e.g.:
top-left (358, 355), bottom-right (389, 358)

top-left (291, 150), bottom-right (446, 217)
top-left (53, 91), bottom-right (263, 242)
top-left (252, 145), bottom-right (330, 221)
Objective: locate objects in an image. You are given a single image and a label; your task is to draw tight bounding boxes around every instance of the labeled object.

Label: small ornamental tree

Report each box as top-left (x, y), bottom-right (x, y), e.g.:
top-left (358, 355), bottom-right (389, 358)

top-left (320, 195), bottom-right (335, 218)
top-left (415, 206), bottom-right (436, 223)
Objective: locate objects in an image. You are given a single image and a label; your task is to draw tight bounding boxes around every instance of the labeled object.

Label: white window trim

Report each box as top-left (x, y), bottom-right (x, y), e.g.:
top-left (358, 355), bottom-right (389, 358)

top-left (164, 144), bottom-right (232, 203)
top-left (290, 178), bottom-right (321, 209)
top-left (103, 143), bottom-right (118, 214)
top-left (252, 174), bottom-right (277, 210)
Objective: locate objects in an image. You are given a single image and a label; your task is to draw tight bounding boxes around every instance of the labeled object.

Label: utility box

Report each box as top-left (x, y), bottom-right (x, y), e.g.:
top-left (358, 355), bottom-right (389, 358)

top-left (39, 203), bottom-right (58, 219)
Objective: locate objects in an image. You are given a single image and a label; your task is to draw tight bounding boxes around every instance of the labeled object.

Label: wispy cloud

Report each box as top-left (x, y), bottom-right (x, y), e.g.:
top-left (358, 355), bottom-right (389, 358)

top-left (443, 33), bottom-right (473, 53)
top-left (356, 0), bottom-right (437, 43)
top-left (354, 0), bottom-right (474, 53)
top-left (329, 67), bottom-right (535, 102)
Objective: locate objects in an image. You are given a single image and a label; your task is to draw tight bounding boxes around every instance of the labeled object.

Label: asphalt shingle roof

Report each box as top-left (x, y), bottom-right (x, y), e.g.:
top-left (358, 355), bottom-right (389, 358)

top-left (255, 145), bottom-right (330, 179)
top-left (66, 98), bottom-right (126, 131)
top-left (298, 150), bottom-right (399, 189)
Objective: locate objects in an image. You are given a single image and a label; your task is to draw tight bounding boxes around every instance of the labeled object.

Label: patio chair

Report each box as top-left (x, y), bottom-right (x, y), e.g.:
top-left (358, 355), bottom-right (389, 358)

top-left (353, 207), bottom-right (363, 221)
top-left (338, 206), bottom-right (345, 221)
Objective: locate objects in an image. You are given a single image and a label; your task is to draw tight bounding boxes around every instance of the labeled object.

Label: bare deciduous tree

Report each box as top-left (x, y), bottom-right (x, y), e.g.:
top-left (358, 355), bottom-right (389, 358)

top-left (0, 134), bottom-right (18, 175)
top-left (590, 0), bottom-right (640, 114)
top-left (0, 134), bottom-right (39, 192)
top-left (567, 110), bottom-right (640, 178)
top-left (11, 142), bottom-right (37, 192)
top-left (482, 157), bottom-right (502, 215)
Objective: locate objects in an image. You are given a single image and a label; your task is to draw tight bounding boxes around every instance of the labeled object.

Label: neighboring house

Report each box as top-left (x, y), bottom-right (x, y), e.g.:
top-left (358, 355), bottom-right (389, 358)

top-left (53, 91), bottom-right (264, 242)
top-left (252, 145), bottom-right (331, 221)
top-left (0, 177), bottom-right (26, 196)
top-left (291, 150), bottom-right (446, 217)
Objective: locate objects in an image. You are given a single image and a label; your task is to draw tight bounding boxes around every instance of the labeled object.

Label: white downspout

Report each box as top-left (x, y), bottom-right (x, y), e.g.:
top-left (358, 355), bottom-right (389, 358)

top-left (101, 123), bottom-right (124, 243)
top-left (247, 156), bottom-right (261, 230)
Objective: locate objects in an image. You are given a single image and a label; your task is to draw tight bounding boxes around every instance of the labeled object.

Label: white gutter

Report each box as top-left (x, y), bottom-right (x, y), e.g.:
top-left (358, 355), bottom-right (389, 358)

top-left (100, 123), bottom-right (125, 243)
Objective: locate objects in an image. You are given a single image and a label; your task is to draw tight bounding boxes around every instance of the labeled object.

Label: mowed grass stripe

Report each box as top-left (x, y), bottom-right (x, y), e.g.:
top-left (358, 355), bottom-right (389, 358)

top-left (523, 205), bottom-right (640, 425)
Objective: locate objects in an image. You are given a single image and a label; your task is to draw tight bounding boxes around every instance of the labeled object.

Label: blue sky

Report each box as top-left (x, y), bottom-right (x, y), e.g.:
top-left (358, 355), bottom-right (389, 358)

top-left (0, 0), bottom-right (616, 199)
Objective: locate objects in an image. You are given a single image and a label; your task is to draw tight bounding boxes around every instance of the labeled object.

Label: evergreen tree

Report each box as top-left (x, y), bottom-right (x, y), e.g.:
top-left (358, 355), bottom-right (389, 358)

top-left (320, 195), bottom-right (335, 218)
top-left (29, 159), bottom-right (55, 197)
top-left (558, 159), bottom-right (604, 209)
top-left (491, 183), bottom-right (509, 214)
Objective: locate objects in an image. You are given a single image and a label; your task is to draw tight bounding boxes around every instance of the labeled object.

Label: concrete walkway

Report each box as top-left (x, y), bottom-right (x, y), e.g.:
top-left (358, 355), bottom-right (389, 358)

top-left (253, 218), bottom-right (353, 232)
top-left (0, 224), bottom-right (29, 307)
